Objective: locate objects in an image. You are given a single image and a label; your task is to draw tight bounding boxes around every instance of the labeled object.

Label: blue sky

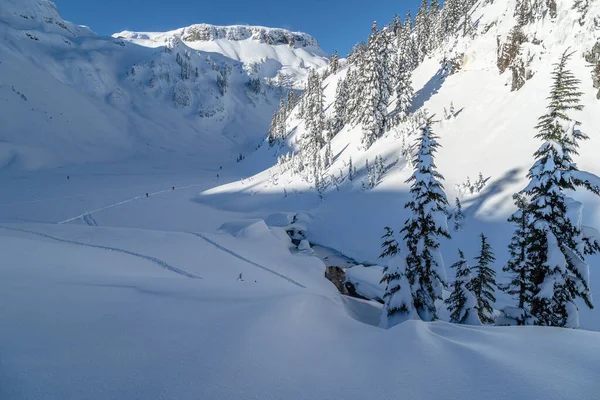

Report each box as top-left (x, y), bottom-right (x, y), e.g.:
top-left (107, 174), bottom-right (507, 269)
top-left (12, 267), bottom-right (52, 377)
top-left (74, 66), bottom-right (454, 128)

top-left (52, 0), bottom-right (421, 55)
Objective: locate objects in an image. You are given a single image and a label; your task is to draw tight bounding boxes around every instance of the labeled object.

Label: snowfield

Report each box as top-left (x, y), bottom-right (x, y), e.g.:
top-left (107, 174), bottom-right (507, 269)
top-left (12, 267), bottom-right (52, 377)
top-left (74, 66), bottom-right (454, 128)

top-left (2, 0), bottom-right (600, 398)
top-left (1, 165), bottom-right (600, 399)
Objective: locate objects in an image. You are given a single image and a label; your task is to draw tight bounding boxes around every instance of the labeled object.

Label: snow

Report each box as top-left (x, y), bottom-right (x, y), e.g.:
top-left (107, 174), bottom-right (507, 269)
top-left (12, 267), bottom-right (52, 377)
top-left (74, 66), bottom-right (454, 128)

top-left (0, 0), bottom-right (327, 170)
top-left (196, 0), bottom-right (600, 323)
top-left (115, 25), bottom-right (327, 88)
top-left (2, 219), bottom-right (600, 399)
top-left (2, 0), bottom-right (600, 398)
top-left (345, 264), bottom-right (387, 301)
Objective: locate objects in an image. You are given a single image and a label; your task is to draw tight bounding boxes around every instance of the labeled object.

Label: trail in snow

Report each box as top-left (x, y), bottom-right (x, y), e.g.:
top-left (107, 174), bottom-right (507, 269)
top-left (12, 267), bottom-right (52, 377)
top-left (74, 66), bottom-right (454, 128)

top-left (57, 183), bottom-right (207, 225)
top-left (83, 214), bottom-right (99, 227)
top-left (190, 232), bottom-right (306, 289)
top-left (0, 226), bottom-right (202, 279)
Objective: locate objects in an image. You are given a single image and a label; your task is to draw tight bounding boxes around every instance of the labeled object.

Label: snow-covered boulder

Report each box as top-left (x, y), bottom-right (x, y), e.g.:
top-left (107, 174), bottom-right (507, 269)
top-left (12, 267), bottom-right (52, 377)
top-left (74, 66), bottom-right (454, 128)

top-left (345, 265), bottom-right (386, 302)
top-left (218, 219), bottom-right (272, 239)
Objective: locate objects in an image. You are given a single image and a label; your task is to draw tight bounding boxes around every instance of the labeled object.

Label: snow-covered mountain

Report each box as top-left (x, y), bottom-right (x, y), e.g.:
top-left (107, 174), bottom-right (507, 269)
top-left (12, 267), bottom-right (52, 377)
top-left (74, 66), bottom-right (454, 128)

top-left (114, 24), bottom-right (326, 87)
top-left (203, 0), bottom-right (600, 327)
top-left (3, 0), bottom-right (600, 398)
top-left (0, 0), bottom-right (327, 170)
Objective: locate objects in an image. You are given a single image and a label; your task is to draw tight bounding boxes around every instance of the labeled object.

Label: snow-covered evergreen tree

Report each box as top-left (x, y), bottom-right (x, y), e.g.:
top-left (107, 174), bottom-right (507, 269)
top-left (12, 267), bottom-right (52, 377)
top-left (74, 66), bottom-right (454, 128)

top-left (401, 117), bottom-right (451, 321)
top-left (348, 156), bottom-right (356, 181)
top-left (502, 193), bottom-right (534, 325)
top-left (401, 12), bottom-right (420, 71)
top-left (267, 112), bottom-right (278, 146)
top-left (380, 228), bottom-right (414, 328)
top-left (286, 90), bottom-right (297, 113)
top-left (301, 69), bottom-right (326, 184)
top-left (445, 249), bottom-right (481, 325)
top-left (471, 233), bottom-right (498, 324)
top-left (414, 0), bottom-right (430, 61)
top-left (523, 50), bottom-right (599, 328)
top-left (380, 226), bottom-right (399, 258)
top-left (391, 14), bottom-right (402, 37)
top-left (333, 78), bottom-right (349, 134)
top-left (276, 96), bottom-right (287, 141)
top-left (356, 23), bottom-right (394, 149)
top-left (453, 197), bottom-right (463, 231)
top-left (392, 52), bottom-right (414, 124)
top-left (328, 50), bottom-right (340, 75)
top-left (324, 130), bottom-right (333, 169)
top-left (428, 0), bottom-right (442, 52)
top-left (443, 0), bottom-right (463, 35)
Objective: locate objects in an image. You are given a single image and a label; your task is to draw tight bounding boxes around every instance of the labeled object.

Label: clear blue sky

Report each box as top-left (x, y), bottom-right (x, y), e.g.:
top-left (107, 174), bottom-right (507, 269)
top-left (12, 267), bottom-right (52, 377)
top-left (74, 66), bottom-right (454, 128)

top-left (52, 0), bottom-right (421, 55)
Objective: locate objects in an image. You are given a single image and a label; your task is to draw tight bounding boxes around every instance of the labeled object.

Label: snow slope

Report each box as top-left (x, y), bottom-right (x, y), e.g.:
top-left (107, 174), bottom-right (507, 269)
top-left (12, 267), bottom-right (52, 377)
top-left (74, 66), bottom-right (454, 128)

top-left (1, 217), bottom-right (600, 399)
top-left (199, 0), bottom-right (600, 329)
top-left (115, 24), bottom-right (327, 87)
top-left (2, 0), bottom-right (600, 398)
top-left (0, 0), bottom-right (327, 170)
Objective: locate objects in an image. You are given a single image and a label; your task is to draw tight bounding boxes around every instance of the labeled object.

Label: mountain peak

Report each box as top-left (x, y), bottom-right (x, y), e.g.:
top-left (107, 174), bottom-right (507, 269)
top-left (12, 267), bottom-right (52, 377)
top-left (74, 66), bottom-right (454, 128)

top-left (0, 0), bottom-right (95, 37)
top-left (114, 24), bottom-right (321, 49)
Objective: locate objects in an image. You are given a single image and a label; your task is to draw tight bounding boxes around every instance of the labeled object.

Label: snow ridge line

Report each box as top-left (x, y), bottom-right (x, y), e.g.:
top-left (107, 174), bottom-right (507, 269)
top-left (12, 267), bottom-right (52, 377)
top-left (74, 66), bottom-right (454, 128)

top-left (189, 232), bottom-right (306, 289)
top-left (57, 183), bottom-right (206, 225)
top-left (0, 226), bottom-right (202, 280)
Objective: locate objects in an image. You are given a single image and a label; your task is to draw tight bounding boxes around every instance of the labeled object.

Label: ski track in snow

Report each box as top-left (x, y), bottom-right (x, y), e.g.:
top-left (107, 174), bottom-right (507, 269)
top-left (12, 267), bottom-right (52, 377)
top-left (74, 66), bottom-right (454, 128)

top-left (0, 226), bottom-right (202, 279)
top-left (189, 232), bottom-right (306, 289)
top-left (57, 183), bottom-right (206, 225)
top-left (82, 213), bottom-right (99, 227)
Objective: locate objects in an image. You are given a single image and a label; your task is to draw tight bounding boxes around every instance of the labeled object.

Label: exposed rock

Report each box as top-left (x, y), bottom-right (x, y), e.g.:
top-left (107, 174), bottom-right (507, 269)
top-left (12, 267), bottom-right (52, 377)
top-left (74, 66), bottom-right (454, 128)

top-left (179, 24), bottom-right (319, 48)
top-left (324, 266), bottom-right (374, 302)
top-left (325, 266), bottom-right (348, 295)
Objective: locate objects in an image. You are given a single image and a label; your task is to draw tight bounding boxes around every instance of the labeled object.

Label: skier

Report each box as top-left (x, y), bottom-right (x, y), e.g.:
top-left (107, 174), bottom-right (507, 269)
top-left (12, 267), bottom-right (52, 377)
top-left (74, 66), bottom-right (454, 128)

top-left (146, 193), bottom-right (149, 198)
top-left (172, 186), bottom-right (175, 191)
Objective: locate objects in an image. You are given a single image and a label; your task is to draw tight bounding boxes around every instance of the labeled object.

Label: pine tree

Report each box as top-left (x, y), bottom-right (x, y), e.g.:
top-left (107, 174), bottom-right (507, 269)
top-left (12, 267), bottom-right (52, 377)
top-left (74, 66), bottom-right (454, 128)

top-left (329, 50), bottom-right (340, 75)
top-left (333, 78), bottom-right (349, 134)
top-left (471, 233), bottom-right (498, 324)
top-left (415, 0), bottom-right (432, 61)
top-left (375, 155), bottom-right (386, 181)
top-left (356, 23), bottom-right (394, 149)
top-left (523, 50), bottom-right (599, 328)
top-left (443, 0), bottom-right (463, 35)
top-left (347, 157), bottom-right (356, 180)
top-left (401, 117), bottom-right (451, 321)
top-left (286, 90), bottom-right (297, 112)
top-left (324, 130), bottom-right (333, 169)
top-left (380, 228), bottom-right (414, 328)
top-left (301, 69), bottom-right (326, 184)
top-left (445, 250), bottom-right (481, 325)
top-left (454, 197), bottom-right (463, 231)
top-left (392, 14), bottom-right (402, 37)
top-left (502, 193), bottom-right (534, 324)
top-left (267, 112), bottom-right (278, 146)
top-left (380, 227), bottom-right (399, 258)
top-left (428, 0), bottom-right (442, 52)
top-left (401, 12), bottom-right (419, 70)
top-left (276, 96), bottom-right (287, 141)
top-left (345, 67), bottom-right (362, 125)
top-left (515, 0), bottom-right (533, 26)
top-left (392, 53), bottom-right (414, 124)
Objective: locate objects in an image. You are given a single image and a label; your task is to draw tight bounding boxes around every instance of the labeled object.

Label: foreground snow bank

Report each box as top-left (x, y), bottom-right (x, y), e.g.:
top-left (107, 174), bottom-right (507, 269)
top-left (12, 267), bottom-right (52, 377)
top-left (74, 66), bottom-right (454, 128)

top-left (1, 223), bottom-right (599, 400)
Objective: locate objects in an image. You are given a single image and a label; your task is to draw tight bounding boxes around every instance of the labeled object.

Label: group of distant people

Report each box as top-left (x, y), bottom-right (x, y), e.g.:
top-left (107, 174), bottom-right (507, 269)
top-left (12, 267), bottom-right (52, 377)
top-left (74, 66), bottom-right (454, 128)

top-left (67, 165), bottom-right (225, 199)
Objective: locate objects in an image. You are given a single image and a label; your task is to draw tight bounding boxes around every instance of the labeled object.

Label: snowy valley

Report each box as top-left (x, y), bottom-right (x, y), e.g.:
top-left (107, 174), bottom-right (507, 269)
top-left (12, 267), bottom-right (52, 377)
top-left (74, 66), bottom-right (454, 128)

top-left (2, 0), bottom-right (600, 399)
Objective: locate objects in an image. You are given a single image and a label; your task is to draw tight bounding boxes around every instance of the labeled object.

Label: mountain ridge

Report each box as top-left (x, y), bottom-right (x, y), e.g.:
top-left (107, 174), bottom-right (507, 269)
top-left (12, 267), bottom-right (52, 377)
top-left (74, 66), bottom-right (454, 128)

top-left (0, 0), bottom-right (328, 170)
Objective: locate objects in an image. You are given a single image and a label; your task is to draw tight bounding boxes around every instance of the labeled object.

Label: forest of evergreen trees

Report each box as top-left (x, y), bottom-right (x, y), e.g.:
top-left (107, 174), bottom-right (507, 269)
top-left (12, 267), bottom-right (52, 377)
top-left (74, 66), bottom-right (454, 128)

top-left (266, 1), bottom-right (600, 329)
